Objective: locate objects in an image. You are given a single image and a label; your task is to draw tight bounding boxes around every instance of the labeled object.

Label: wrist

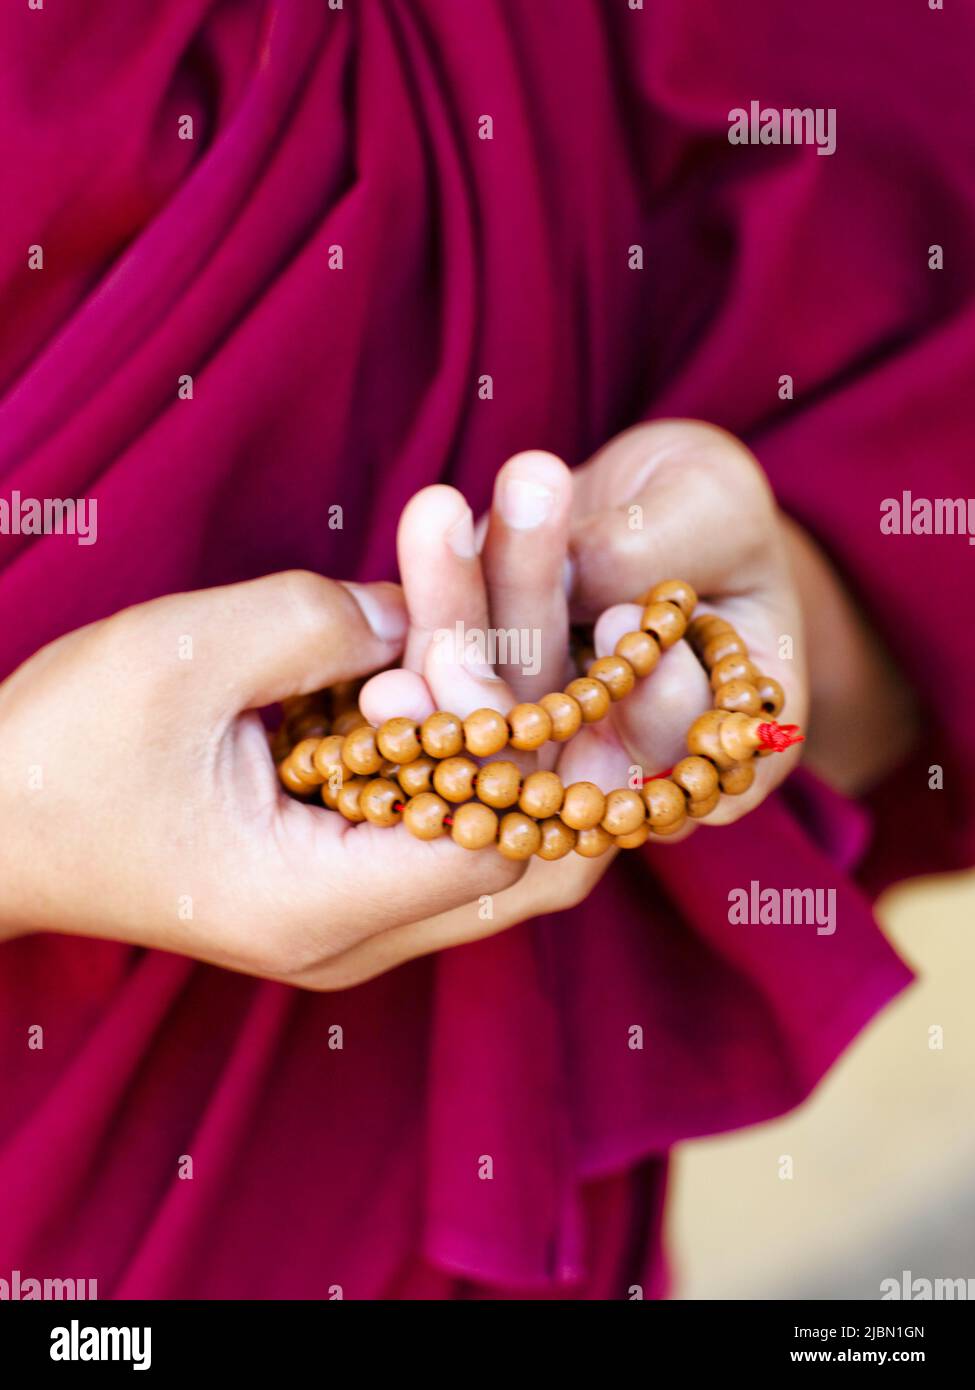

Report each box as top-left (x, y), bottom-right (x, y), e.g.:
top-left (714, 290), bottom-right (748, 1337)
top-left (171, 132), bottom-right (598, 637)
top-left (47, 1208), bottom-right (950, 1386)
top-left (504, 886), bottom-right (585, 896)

top-left (782, 514), bottom-right (919, 795)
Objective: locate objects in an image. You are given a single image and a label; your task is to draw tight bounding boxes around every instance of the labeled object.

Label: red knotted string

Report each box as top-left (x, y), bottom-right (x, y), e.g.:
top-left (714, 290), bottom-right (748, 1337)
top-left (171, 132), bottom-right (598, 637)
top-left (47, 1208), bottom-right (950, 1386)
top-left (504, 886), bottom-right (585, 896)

top-left (756, 721), bottom-right (805, 752)
top-left (639, 720), bottom-right (804, 782)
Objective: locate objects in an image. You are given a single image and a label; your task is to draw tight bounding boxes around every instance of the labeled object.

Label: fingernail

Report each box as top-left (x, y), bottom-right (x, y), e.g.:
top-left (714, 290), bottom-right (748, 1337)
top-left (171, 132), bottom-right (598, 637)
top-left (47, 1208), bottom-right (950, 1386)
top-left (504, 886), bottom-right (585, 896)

top-left (500, 477), bottom-right (555, 529)
top-left (446, 506), bottom-right (476, 557)
top-left (344, 583), bottom-right (408, 644)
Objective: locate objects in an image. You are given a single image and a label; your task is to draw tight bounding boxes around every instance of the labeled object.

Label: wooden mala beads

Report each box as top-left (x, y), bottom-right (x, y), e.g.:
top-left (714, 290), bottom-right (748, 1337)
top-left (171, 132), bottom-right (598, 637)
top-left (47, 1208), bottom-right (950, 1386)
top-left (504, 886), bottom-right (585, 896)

top-left (273, 580), bottom-right (803, 860)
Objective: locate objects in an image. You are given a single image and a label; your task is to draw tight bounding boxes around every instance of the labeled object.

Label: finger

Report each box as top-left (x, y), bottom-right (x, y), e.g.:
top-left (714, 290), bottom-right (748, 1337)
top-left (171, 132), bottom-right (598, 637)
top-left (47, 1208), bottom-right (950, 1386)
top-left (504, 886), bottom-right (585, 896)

top-left (592, 604), bottom-right (712, 775)
top-left (263, 802), bottom-right (529, 967)
top-left (480, 450), bottom-right (574, 701)
top-left (397, 483), bottom-right (522, 719)
top-left (128, 571), bottom-right (408, 714)
top-left (568, 420), bottom-right (777, 618)
top-left (359, 668), bottom-right (435, 727)
top-left (398, 485), bottom-right (489, 670)
top-left (285, 854), bottom-right (613, 990)
top-left (553, 717), bottom-right (695, 847)
top-left (592, 602), bottom-right (804, 829)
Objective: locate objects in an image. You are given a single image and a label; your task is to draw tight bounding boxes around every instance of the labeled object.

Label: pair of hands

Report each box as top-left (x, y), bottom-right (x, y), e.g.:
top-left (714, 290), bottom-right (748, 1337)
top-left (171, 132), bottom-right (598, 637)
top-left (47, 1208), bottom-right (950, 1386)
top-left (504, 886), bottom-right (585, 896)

top-left (0, 422), bottom-right (807, 989)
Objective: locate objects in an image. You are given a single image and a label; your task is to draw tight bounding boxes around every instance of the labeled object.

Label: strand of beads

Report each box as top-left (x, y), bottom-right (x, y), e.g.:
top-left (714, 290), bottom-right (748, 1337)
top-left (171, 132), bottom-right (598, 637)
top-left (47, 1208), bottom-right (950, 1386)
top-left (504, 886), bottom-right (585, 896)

top-left (273, 580), bottom-right (803, 859)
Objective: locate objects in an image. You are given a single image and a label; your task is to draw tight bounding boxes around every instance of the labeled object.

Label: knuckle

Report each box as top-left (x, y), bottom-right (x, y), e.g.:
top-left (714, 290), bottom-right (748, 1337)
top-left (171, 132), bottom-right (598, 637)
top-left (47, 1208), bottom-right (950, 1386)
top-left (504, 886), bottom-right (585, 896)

top-left (681, 424), bottom-right (774, 506)
top-left (272, 569), bottom-right (338, 636)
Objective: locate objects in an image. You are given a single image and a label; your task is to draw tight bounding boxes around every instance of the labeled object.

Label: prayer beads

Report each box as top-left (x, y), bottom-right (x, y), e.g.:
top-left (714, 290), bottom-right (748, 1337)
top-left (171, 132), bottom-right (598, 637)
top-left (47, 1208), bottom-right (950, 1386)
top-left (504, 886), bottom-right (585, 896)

top-left (274, 580), bottom-right (803, 858)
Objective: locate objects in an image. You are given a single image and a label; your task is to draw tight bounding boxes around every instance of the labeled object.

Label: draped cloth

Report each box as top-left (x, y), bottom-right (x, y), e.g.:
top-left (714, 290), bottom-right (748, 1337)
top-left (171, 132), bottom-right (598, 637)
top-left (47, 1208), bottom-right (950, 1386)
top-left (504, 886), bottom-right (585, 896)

top-left (2, 0), bottom-right (970, 1297)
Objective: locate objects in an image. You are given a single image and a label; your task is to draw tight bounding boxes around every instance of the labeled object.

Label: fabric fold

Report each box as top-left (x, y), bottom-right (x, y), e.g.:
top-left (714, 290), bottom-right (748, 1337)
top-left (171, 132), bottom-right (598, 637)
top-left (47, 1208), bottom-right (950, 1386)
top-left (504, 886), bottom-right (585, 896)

top-left (2, 0), bottom-right (968, 1297)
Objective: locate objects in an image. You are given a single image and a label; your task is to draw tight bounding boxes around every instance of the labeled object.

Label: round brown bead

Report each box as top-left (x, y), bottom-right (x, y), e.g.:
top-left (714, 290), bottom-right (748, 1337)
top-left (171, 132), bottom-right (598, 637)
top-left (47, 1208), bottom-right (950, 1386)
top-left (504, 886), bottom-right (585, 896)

top-left (475, 760), bottom-right (522, 809)
top-left (450, 801), bottom-right (499, 850)
top-left (642, 579), bottom-right (697, 619)
top-left (588, 656), bottom-right (635, 701)
top-left (710, 653), bottom-right (760, 690)
top-left (687, 614), bottom-right (734, 649)
top-left (432, 755), bottom-right (479, 803)
top-left (701, 632), bottom-right (747, 669)
top-left (376, 717), bottom-right (421, 765)
top-left (341, 724), bottom-right (384, 776)
top-left (497, 811), bottom-right (542, 861)
top-left (642, 777), bottom-right (687, 831)
top-left (714, 679), bottom-right (762, 716)
top-left (518, 770), bottom-right (564, 819)
top-left (536, 817), bottom-right (577, 861)
top-left (402, 792), bottom-right (450, 840)
top-left (600, 788), bottom-right (646, 836)
top-left (671, 755), bottom-right (719, 802)
top-left (278, 759), bottom-right (315, 795)
top-left (575, 825), bottom-right (614, 858)
top-left (420, 711), bottom-right (464, 759)
top-left (359, 778), bottom-right (403, 826)
top-left (564, 677), bottom-right (611, 724)
top-left (289, 737), bottom-right (325, 787)
top-left (539, 691), bottom-right (583, 741)
top-left (720, 761), bottom-right (756, 796)
top-left (615, 823), bottom-right (650, 849)
top-left (312, 734), bottom-right (346, 780)
top-left (755, 675), bottom-right (785, 717)
top-left (463, 707), bottom-right (510, 757)
top-left (560, 781), bottom-right (607, 830)
top-left (651, 814), bottom-right (688, 835)
top-left (614, 629), bottom-right (661, 678)
top-left (336, 777), bottom-right (368, 822)
top-left (333, 708), bottom-right (369, 736)
top-left (687, 709), bottom-right (736, 769)
top-left (687, 790), bottom-right (720, 819)
top-left (640, 600), bottom-right (687, 649)
top-left (396, 756), bottom-right (436, 797)
top-left (717, 712), bottom-right (764, 762)
top-left (507, 702), bottom-right (553, 751)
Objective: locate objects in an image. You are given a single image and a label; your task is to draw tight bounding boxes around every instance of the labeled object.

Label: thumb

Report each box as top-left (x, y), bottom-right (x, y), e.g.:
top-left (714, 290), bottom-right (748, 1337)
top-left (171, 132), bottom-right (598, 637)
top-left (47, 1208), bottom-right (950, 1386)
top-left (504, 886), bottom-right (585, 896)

top-left (568, 420), bottom-right (775, 619)
top-left (138, 570), bottom-right (408, 712)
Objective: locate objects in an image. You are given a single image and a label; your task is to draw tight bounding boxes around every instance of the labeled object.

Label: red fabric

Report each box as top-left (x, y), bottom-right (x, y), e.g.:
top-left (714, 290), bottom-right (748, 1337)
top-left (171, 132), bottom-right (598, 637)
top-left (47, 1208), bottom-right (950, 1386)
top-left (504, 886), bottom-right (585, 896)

top-left (3, 0), bottom-right (968, 1298)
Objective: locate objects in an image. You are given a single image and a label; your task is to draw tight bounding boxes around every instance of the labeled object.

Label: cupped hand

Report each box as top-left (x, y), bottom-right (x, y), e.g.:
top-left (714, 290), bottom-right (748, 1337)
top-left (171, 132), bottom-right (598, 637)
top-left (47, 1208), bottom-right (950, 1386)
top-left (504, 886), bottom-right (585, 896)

top-left (0, 422), bottom-right (809, 992)
top-left (567, 420), bottom-right (809, 827)
top-left (0, 572), bottom-right (528, 981)
top-left (304, 454), bottom-right (625, 988)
